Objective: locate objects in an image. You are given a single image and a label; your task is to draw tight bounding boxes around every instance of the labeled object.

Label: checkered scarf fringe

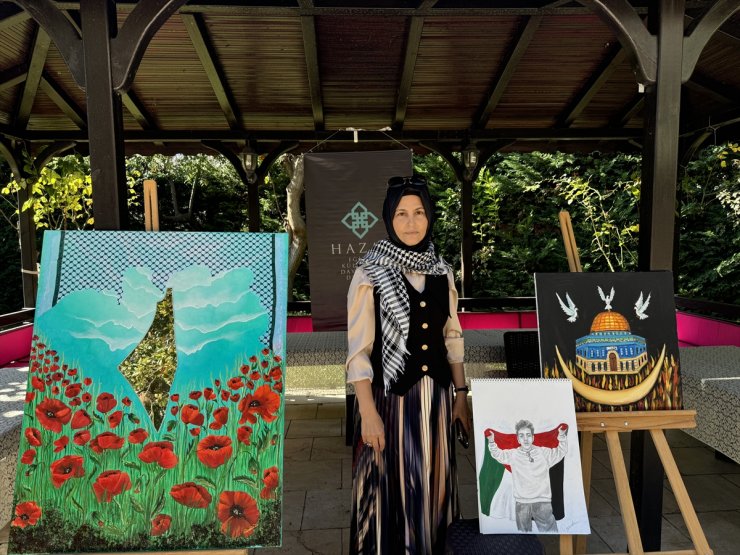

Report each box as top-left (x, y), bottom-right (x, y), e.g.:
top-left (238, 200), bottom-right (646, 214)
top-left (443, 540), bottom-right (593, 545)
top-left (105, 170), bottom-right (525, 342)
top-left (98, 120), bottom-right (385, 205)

top-left (357, 239), bottom-right (450, 392)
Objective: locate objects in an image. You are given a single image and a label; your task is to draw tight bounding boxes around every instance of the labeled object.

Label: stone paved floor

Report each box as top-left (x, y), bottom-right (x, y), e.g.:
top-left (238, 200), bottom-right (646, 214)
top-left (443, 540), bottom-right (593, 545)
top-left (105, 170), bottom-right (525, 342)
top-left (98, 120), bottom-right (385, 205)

top-left (1, 390), bottom-right (738, 554)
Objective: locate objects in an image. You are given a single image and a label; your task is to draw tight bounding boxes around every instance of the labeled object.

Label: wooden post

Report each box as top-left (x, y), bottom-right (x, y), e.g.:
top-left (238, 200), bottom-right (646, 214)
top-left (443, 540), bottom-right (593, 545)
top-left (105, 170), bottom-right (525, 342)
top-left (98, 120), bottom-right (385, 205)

top-left (558, 210), bottom-right (582, 273)
top-left (143, 179), bottom-right (159, 232)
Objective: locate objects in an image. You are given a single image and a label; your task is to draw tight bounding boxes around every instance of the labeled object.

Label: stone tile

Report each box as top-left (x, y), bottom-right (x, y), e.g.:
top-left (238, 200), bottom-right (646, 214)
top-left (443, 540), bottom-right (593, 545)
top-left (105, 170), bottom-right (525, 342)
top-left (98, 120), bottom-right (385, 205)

top-left (285, 404), bottom-right (318, 420)
top-left (342, 458), bottom-right (353, 490)
top-left (301, 489), bottom-right (352, 530)
top-left (672, 446), bottom-right (740, 476)
top-left (665, 474), bottom-right (740, 512)
top-left (586, 487), bottom-right (620, 517)
top-left (311, 436), bottom-right (352, 461)
top-left (665, 510), bottom-right (740, 555)
top-left (723, 473), bottom-right (740, 488)
top-left (284, 437), bottom-right (313, 462)
top-left (588, 456), bottom-right (614, 481)
top-left (283, 459), bottom-right (342, 491)
top-left (316, 402), bottom-right (346, 420)
top-left (591, 478), bottom-right (620, 513)
top-left (587, 515), bottom-right (628, 553)
top-left (592, 444), bottom-right (630, 474)
top-left (282, 490), bottom-right (306, 531)
top-left (286, 418), bottom-right (341, 439)
top-left (539, 531), bottom-right (611, 554)
top-left (257, 528), bottom-right (343, 554)
top-left (665, 429), bottom-right (706, 448)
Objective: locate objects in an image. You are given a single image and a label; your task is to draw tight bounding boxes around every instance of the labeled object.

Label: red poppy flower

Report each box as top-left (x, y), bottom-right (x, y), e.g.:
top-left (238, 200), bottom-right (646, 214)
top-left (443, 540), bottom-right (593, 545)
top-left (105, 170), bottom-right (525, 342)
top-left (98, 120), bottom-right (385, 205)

top-left (236, 426), bottom-right (253, 446)
top-left (273, 354), bottom-right (282, 363)
top-left (262, 466), bottom-right (279, 490)
top-left (53, 436), bottom-right (69, 453)
top-left (209, 422), bottom-right (223, 430)
top-left (64, 383), bottom-right (81, 398)
top-left (239, 364), bottom-right (249, 375)
top-left (230, 393), bottom-right (240, 402)
top-left (122, 396), bottom-right (132, 407)
top-left (62, 379), bottom-right (70, 387)
top-left (138, 441), bottom-right (179, 469)
top-left (25, 392), bottom-right (35, 403)
top-left (71, 409), bottom-right (92, 429)
top-left (51, 386), bottom-right (60, 395)
top-left (108, 410), bottom-right (123, 428)
top-left (35, 398), bottom-right (72, 432)
top-left (217, 490), bottom-right (259, 538)
top-left (203, 387), bottom-right (216, 400)
top-left (268, 367), bottom-right (282, 381)
top-left (273, 381), bottom-right (283, 393)
top-left (96, 393), bottom-right (116, 413)
top-left (151, 514), bottom-right (172, 536)
top-left (213, 407), bottom-right (229, 426)
top-left (260, 360), bottom-right (269, 369)
top-left (189, 391), bottom-right (202, 400)
top-left (196, 435), bottom-right (233, 468)
top-left (52, 372), bottom-right (63, 382)
top-left (73, 430), bottom-right (91, 445)
top-left (128, 428), bottom-right (148, 444)
top-left (190, 427), bottom-right (201, 436)
top-left (238, 385), bottom-right (280, 425)
top-left (170, 406), bottom-right (179, 415)
top-left (246, 381), bottom-right (255, 390)
top-left (83, 377), bottom-right (92, 386)
top-left (227, 377), bottom-right (244, 390)
top-left (67, 367), bottom-right (78, 376)
top-left (50, 455), bottom-right (85, 488)
top-left (21, 449), bottom-right (36, 464)
top-left (261, 348), bottom-right (270, 356)
top-left (12, 501), bottom-right (41, 528)
top-left (70, 398), bottom-right (82, 407)
top-left (248, 355), bottom-right (258, 364)
top-left (82, 392), bottom-right (92, 403)
top-left (214, 379), bottom-right (221, 387)
top-left (220, 390), bottom-right (230, 401)
top-left (181, 404), bottom-right (204, 426)
top-left (89, 432), bottom-right (124, 454)
top-left (170, 393), bottom-right (180, 402)
top-left (31, 376), bottom-right (45, 391)
top-left (170, 482), bottom-right (212, 508)
top-left (93, 470), bottom-right (131, 502)
top-left (25, 427), bottom-right (42, 447)
top-left (250, 371), bottom-right (261, 381)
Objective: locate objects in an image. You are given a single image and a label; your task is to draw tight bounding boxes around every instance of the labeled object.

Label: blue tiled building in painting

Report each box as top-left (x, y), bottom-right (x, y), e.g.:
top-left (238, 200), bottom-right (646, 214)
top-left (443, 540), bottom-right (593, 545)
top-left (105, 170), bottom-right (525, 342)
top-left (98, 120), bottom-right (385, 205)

top-left (575, 310), bottom-right (647, 374)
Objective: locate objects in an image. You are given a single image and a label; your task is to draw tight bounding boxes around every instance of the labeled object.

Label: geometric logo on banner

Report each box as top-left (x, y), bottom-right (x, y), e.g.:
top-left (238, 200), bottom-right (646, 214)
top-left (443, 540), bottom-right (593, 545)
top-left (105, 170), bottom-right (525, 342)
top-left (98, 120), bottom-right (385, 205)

top-left (341, 202), bottom-right (379, 239)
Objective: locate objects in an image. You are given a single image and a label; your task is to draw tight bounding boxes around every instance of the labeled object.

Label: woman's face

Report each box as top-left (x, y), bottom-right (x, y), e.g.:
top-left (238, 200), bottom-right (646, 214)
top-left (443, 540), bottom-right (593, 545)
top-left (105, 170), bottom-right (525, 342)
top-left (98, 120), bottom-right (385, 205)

top-left (392, 194), bottom-right (428, 247)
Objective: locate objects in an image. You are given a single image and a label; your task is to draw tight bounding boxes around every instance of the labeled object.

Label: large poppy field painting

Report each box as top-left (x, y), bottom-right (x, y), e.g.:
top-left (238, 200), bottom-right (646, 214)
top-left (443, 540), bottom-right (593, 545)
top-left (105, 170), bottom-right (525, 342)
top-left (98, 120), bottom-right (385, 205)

top-left (10, 231), bottom-right (287, 552)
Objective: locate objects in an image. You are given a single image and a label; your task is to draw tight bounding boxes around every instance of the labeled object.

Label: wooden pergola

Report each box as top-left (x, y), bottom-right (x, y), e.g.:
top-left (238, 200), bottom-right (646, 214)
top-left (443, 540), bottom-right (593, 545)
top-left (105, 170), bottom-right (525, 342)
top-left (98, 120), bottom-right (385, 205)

top-left (1, 2), bottom-right (739, 548)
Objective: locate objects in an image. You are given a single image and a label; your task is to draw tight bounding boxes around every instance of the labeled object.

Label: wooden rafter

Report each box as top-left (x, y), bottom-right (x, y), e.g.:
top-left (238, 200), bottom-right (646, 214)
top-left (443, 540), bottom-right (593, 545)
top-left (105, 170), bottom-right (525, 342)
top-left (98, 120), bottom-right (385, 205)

top-left (393, 0), bottom-right (437, 130)
top-left (0, 5), bottom-right (30, 30)
top-left (556, 46), bottom-right (628, 127)
top-left (685, 72), bottom-right (740, 104)
top-left (298, 1), bottom-right (324, 130)
top-left (181, 12), bottom-right (240, 129)
top-left (474, 15), bottom-right (542, 129)
top-left (39, 71), bottom-right (86, 128)
top-left (122, 89), bottom-right (157, 130)
top-left (0, 64), bottom-right (28, 92)
top-left (610, 93), bottom-right (644, 128)
top-left (15, 24), bottom-right (51, 129)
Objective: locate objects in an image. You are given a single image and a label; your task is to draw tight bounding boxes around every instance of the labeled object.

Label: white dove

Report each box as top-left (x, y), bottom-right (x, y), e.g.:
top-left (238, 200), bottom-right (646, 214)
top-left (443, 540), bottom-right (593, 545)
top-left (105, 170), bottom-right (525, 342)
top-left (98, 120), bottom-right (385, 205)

top-left (598, 285), bottom-right (615, 310)
top-left (635, 291), bottom-right (651, 320)
top-left (556, 292), bottom-right (578, 323)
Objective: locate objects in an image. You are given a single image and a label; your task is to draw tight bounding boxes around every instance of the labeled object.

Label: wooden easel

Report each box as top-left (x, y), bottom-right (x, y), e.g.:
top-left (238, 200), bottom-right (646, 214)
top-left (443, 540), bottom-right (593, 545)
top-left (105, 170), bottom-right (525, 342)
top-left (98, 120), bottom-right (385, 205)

top-left (557, 211), bottom-right (712, 555)
top-left (143, 179), bottom-right (160, 232)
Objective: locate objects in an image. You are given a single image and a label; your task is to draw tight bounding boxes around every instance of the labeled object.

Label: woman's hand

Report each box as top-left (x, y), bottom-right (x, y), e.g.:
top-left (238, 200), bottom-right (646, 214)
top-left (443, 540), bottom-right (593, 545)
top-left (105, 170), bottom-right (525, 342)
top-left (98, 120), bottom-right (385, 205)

top-left (361, 408), bottom-right (386, 452)
top-left (452, 393), bottom-right (471, 434)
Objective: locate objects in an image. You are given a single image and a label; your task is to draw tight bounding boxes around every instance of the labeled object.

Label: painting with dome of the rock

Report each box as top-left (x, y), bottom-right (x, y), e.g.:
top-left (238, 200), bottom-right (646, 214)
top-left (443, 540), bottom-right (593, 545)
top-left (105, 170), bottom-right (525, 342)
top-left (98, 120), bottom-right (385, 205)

top-left (534, 272), bottom-right (682, 412)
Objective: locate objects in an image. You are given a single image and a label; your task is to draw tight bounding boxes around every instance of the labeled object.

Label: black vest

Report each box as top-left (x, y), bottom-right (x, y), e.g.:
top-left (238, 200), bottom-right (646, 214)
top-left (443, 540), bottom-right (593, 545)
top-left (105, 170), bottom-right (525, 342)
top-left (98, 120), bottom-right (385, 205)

top-left (370, 274), bottom-right (452, 395)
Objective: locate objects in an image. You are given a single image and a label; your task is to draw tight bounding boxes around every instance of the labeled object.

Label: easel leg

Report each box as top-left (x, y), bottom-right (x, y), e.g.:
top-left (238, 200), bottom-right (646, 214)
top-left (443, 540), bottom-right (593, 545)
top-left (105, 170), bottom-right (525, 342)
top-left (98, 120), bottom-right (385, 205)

top-left (574, 431), bottom-right (594, 554)
top-left (650, 430), bottom-right (713, 555)
top-left (605, 431), bottom-right (645, 555)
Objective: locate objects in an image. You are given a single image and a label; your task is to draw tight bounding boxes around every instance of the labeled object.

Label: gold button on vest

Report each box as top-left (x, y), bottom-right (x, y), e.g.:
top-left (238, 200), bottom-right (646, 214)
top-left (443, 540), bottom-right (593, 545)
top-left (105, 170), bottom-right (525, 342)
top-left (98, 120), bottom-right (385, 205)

top-left (422, 323), bottom-right (428, 329)
top-left (421, 344), bottom-right (428, 351)
top-left (421, 365), bottom-right (429, 372)
top-left (420, 301), bottom-right (426, 307)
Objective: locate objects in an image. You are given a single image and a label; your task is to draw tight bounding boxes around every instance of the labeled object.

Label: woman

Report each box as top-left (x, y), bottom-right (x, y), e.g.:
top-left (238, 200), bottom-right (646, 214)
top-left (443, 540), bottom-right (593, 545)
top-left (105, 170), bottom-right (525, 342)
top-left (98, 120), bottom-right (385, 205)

top-left (346, 175), bottom-right (471, 554)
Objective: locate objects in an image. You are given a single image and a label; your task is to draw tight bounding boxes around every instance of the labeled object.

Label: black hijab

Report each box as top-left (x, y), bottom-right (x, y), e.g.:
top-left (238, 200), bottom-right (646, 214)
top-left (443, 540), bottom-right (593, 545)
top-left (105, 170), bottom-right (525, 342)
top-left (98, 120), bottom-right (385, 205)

top-left (382, 175), bottom-right (434, 253)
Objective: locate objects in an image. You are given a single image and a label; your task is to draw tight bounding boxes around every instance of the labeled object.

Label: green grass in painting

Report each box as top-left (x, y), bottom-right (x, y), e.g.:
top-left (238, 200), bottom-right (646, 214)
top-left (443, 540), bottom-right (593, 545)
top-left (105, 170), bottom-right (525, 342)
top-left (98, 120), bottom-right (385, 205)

top-left (9, 335), bottom-right (284, 552)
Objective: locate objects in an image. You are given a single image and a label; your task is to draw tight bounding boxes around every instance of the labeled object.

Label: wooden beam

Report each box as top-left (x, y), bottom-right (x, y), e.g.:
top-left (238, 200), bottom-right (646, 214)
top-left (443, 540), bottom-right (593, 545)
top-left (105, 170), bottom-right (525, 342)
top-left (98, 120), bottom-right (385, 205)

top-left (682, 0), bottom-right (740, 82)
top-left (297, 1), bottom-right (324, 130)
top-left (556, 46), bottom-right (628, 127)
top-left (685, 71), bottom-right (740, 104)
top-left (0, 64), bottom-right (28, 93)
top-left (610, 93), bottom-right (644, 127)
top-left (122, 89), bottom-right (157, 130)
top-left (39, 72), bottom-right (87, 128)
top-left (393, 0), bottom-right (437, 130)
top-left (16, 25), bottom-right (51, 129)
top-left (0, 6), bottom-right (31, 30)
top-left (181, 12), bottom-right (240, 129)
top-left (474, 15), bottom-right (542, 129)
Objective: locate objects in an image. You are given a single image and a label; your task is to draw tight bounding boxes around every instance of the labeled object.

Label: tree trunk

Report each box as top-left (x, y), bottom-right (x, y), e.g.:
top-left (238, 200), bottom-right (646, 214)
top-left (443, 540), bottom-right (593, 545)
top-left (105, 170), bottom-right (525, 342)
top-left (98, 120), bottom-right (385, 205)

top-left (282, 154), bottom-right (307, 302)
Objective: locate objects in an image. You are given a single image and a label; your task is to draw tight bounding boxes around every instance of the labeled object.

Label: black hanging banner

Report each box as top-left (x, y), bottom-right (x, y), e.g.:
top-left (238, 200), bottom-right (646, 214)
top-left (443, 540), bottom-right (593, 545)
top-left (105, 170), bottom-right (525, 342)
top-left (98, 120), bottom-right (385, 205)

top-left (304, 150), bottom-right (412, 331)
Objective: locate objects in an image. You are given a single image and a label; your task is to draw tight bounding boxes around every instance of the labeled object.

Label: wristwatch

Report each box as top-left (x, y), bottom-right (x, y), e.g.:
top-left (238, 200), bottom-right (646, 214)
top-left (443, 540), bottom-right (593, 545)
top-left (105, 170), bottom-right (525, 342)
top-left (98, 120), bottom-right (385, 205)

top-left (454, 385), bottom-right (469, 394)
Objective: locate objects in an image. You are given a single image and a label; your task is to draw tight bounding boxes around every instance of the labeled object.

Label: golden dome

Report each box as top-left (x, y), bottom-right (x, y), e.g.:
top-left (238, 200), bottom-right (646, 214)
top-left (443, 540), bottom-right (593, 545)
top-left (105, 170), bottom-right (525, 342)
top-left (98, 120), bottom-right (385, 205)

top-left (590, 311), bottom-right (630, 333)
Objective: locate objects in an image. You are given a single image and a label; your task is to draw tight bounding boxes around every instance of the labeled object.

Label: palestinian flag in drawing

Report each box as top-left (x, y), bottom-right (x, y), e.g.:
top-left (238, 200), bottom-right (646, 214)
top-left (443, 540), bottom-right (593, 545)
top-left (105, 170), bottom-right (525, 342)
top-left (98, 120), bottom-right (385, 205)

top-left (471, 378), bottom-right (590, 535)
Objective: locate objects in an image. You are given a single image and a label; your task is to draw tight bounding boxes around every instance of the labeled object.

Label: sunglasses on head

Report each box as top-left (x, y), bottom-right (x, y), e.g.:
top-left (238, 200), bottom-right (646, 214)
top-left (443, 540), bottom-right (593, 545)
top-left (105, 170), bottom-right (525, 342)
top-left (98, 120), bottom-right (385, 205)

top-left (387, 175), bottom-right (427, 188)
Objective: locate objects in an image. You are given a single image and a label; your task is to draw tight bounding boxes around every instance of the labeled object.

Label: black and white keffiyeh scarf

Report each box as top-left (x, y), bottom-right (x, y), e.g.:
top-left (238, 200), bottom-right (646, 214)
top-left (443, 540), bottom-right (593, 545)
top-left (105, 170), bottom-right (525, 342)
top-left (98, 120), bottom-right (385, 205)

top-left (357, 238), bottom-right (450, 392)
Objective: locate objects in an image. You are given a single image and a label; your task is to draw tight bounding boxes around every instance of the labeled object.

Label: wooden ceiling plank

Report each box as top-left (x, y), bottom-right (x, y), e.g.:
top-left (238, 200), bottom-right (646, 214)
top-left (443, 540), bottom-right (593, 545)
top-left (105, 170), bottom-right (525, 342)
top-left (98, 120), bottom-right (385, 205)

top-left (557, 46), bottom-right (628, 127)
top-left (122, 89), bottom-right (157, 130)
top-left (16, 25), bottom-right (51, 129)
top-left (0, 64), bottom-right (29, 93)
top-left (298, 1), bottom-right (324, 130)
top-left (181, 12), bottom-right (240, 129)
top-left (0, 6), bottom-right (31, 31)
top-left (683, 0), bottom-right (740, 81)
top-left (685, 71), bottom-right (740, 104)
top-left (474, 15), bottom-right (542, 129)
top-left (39, 72), bottom-right (86, 129)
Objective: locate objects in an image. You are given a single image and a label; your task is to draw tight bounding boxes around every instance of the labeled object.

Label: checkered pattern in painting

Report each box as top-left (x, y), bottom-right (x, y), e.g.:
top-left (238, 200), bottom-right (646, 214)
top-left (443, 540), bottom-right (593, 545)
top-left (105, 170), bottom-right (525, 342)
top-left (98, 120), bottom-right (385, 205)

top-left (55, 231), bottom-right (275, 343)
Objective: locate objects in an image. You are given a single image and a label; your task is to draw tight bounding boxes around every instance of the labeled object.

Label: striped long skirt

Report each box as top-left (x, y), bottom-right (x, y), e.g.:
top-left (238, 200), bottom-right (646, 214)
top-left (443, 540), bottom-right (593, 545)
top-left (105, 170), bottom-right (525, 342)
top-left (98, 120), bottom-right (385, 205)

top-left (349, 376), bottom-right (459, 554)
